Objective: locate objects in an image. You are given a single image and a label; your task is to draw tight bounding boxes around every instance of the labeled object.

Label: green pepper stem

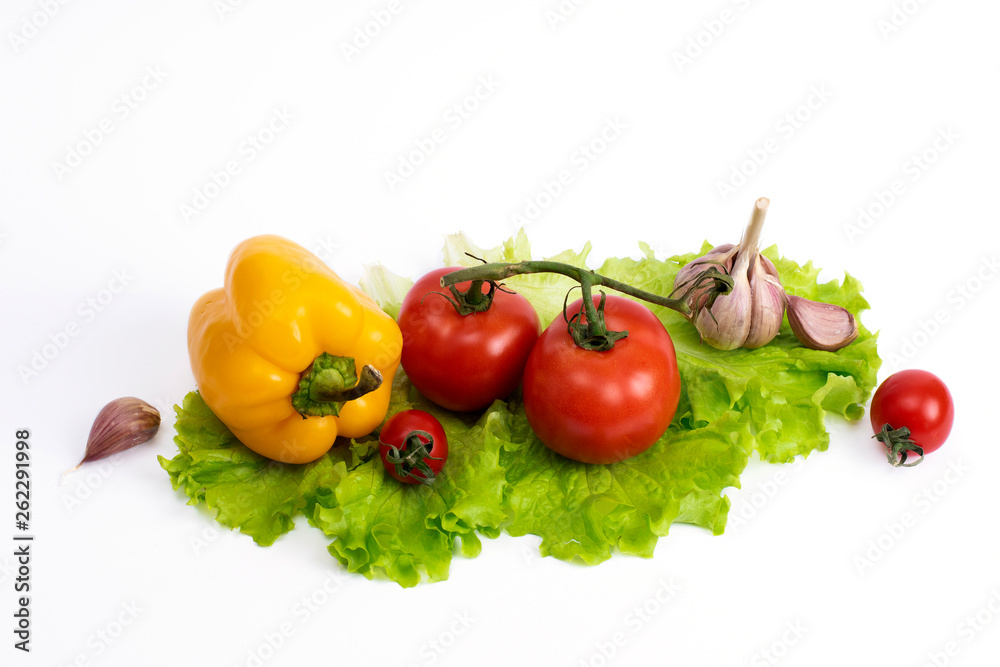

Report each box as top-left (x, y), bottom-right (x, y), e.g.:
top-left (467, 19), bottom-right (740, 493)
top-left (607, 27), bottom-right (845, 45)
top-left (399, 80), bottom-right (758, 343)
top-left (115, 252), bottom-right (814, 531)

top-left (311, 364), bottom-right (383, 402)
top-left (292, 354), bottom-right (384, 418)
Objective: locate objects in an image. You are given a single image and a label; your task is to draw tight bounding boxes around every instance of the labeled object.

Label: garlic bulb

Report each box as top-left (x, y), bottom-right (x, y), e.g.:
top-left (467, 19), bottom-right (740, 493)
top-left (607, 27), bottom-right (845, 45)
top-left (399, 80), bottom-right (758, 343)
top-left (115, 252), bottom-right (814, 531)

top-left (676, 197), bottom-right (785, 350)
top-left (674, 197), bottom-right (859, 352)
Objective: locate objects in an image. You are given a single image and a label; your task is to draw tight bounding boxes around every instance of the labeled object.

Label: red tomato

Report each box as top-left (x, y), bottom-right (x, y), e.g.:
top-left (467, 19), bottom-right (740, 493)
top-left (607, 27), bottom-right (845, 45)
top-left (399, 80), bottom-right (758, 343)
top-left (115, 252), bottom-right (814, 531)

top-left (522, 295), bottom-right (681, 465)
top-left (398, 267), bottom-right (540, 412)
top-left (378, 410), bottom-right (449, 485)
top-left (870, 369), bottom-right (954, 466)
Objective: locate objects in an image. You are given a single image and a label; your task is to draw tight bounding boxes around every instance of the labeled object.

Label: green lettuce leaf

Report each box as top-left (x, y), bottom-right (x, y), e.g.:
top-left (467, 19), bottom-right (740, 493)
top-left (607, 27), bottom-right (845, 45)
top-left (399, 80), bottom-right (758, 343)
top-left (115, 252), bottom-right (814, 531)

top-left (162, 231), bottom-right (880, 585)
top-left (308, 374), bottom-right (510, 588)
top-left (160, 392), bottom-right (346, 546)
top-left (501, 409), bottom-right (753, 564)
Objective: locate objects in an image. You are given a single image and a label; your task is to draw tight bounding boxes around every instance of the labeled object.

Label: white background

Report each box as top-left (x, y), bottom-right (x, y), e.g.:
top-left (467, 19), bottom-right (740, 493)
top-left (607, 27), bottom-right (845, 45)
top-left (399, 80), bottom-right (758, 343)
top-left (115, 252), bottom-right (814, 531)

top-left (2, 1), bottom-right (999, 666)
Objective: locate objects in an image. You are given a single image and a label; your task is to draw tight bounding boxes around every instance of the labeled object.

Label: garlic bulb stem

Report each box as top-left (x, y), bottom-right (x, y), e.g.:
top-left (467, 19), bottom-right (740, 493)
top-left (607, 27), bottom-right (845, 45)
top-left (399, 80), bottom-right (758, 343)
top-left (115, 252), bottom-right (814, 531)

top-left (740, 197), bottom-right (770, 256)
top-left (730, 197), bottom-right (769, 285)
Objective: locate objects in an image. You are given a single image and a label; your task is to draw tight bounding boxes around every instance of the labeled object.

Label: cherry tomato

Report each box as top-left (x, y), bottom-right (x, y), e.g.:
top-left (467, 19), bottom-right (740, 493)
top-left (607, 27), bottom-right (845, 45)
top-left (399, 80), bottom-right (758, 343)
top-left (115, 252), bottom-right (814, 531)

top-left (378, 410), bottom-right (449, 485)
top-left (522, 295), bottom-right (681, 465)
top-left (398, 267), bottom-right (540, 412)
top-left (870, 369), bottom-right (954, 467)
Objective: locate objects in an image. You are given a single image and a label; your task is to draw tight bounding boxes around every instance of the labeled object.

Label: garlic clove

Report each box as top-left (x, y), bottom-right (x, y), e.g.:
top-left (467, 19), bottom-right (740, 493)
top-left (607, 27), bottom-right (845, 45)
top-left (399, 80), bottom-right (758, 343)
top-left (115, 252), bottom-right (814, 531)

top-left (694, 271), bottom-right (753, 350)
top-left (759, 253), bottom-right (781, 279)
top-left (744, 255), bottom-right (786, 349)
top-left (79, 397), bottom-right (161, 468)
top-left (785, 295), bottom-right (858, 351)
top-left (673, 243), bottom-right (738, 314)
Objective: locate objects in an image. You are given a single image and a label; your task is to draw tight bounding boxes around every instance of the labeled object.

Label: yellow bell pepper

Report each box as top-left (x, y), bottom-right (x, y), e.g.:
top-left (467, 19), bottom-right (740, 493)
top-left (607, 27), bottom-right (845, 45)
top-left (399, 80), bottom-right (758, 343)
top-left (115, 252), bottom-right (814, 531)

top-left (187, 235), bottom-right (402, 464)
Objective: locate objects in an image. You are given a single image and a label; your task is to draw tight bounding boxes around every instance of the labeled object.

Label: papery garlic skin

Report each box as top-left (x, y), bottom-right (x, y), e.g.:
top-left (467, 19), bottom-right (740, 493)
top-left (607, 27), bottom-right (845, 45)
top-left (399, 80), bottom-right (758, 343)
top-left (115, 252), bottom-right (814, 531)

top-left (693, 241), bottom-right (754, 350)
top-left (673, 243), bottom-right (737, 315)
top-left (674, 243), bottom-right (736, 285)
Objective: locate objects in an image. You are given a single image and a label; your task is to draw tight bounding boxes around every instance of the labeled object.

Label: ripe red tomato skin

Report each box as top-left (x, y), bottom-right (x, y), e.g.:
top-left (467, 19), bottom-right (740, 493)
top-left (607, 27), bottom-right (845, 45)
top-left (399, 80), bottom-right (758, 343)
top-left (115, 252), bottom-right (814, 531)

top-left (870, 369), bottom-right (954, 455)
top-left (398, 267), bottom-right (540, 412)
top-left (522, 295), bottom-right (681, 465)
top-left (378, 409), bottom-right (449, 485)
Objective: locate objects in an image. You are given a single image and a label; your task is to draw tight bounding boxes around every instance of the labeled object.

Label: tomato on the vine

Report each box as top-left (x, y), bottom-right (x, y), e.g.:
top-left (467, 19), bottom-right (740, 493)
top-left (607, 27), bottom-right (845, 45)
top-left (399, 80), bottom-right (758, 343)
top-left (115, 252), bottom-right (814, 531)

top-left (378, 409), bottom-right (449, 485)
top-left (398, 267), bottom-right (540, 412)
top-left (522, 295), bottom-right (681, 465)
top-left (870, 369), bottom-right (954, 467)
